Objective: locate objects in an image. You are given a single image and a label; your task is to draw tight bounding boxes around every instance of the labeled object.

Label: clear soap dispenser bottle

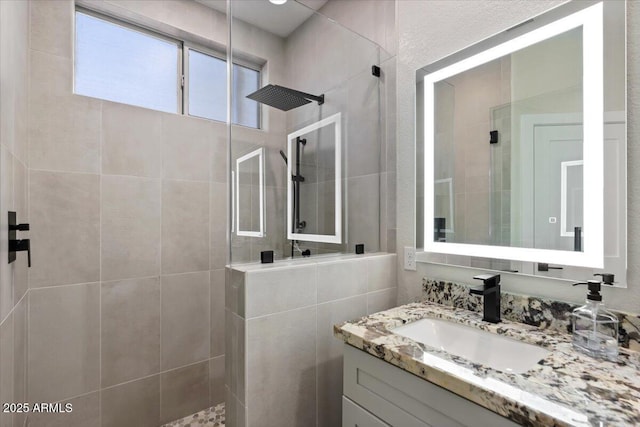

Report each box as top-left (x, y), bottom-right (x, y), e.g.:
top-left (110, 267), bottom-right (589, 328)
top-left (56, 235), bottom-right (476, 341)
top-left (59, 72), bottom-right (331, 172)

top-left (571, 279), bottom-right (619, 361)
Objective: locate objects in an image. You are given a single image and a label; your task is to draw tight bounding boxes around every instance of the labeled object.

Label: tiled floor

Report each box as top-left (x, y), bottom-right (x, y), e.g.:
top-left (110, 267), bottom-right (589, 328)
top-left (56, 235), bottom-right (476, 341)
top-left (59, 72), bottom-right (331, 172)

top-left (163, 403), bottom-right (225, 427)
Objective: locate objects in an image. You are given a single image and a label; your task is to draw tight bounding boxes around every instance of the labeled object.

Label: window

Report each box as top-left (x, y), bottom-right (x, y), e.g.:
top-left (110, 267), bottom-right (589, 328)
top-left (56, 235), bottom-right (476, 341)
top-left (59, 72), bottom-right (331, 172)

top-left (75, 11), bottom-right (180, 113)
top-left (186, 49), bottom-right (260, 128)
top-left (74, 10), bottom-right (261, 128)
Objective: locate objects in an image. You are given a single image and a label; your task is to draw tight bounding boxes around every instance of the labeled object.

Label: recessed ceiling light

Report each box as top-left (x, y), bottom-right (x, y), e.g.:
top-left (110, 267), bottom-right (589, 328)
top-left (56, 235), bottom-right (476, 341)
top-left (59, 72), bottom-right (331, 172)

top-left (269, 0), bottom-right (287, 5)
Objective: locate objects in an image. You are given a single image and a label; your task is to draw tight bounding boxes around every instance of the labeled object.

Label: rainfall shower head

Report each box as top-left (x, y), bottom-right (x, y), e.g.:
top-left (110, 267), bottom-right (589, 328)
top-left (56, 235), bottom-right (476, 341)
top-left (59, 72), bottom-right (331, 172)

top-left (246, 84), bottom-right (324, 111)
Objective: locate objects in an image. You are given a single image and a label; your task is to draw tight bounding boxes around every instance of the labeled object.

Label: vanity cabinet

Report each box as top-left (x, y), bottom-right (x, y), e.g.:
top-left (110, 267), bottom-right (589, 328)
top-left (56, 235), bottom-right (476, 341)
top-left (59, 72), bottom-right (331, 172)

top-left (342, 344), bottom-right (519, 427)
top-left (343, 396), bottom-right (390, 427)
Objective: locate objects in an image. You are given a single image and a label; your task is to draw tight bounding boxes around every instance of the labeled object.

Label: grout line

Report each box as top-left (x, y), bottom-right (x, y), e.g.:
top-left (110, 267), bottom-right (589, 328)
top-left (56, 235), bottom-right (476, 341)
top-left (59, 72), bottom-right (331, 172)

top-left (0, 290), bottom-right (28, 328)
top-left (27, 280), bottom-right (102, 292)
top-left (27, 167), bottom-right (215, 184)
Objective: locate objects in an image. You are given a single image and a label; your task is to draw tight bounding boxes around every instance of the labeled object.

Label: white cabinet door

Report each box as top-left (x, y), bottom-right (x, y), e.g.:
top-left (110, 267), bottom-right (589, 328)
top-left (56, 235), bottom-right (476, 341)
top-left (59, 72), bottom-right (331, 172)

top-left (343, 396), bottom-right (390, 427)
top-left (343, 344), bottom-right (519, 427)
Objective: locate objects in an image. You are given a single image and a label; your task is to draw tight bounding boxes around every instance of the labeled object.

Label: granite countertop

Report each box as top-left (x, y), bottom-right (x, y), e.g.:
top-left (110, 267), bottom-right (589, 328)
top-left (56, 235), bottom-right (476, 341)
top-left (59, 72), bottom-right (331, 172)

top-left (334, 301), bottom-right (640, 427)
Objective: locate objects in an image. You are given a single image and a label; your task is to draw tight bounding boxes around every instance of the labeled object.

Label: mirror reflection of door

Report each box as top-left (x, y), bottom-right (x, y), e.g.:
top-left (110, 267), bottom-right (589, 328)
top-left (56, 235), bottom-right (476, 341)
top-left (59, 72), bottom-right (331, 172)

top-left (533, 123), bottom-right (583, 251)
top-left (236, 147), bottom-right (264, 237)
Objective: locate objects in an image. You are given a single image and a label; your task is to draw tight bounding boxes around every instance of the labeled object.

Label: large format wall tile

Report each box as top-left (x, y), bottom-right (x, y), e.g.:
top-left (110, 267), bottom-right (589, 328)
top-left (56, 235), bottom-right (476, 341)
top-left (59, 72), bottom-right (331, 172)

top-left (316, 258), bottom-right (368, 303)
top-left (367, 287), bottom-right (398, 315)
top-left (162, 114), bottom-right (212, 181)
top-left (160, 361), bottom-right (210, 424)
top-left (0, 314), bottom-right (14, 427)
top-left (101, 175), bottom-right (161, 281)
top-left (0, 148), bottom-right (13, 320)
top-left (102, 101), bottom-right (162, 178)
top-left (30, 0), bottom-right (72, 58)
top-left (224, 309), bottom-right (245, 404)
top-left (29, 52), bottom-right (101, 174)
top-left (101, 277), bottom-right (161, 387)
top-left (162, 180), bottom-right (210, 274)
top-left (245, 264), bottom-right (317, 318)
top-left (211, 269), bottom-right (225, 357)
top-left (13, 159), bottom-right (28, 305)
top-left (28, 283), bottom-right (100, 403)
top-left (12, 298), bottom-right (27, 427)
top-left (161, 272), bottom-right (210, 370)
top-left (29, 391), bottom-right (100, 427)
top-left (210, 181), bottom-right (227, 270)
top-left (29, 171), bottom-right (100, 288)
top-left (210, 355), bottom-right (225, 406)
top-left (317, 295), bottom-right (367, 427)
top-left (211, 127), bottom-right (228, 183)
top-left (347, 174), bottom-right (381, 257)
top-left (346, 73), bottom-right (380, 179)
top-left (367, 254), bottom-right (396, 291)
top-left (102, 375), bottom-right (160, 427)
top-left (246, 306), bottom-right (317, 427)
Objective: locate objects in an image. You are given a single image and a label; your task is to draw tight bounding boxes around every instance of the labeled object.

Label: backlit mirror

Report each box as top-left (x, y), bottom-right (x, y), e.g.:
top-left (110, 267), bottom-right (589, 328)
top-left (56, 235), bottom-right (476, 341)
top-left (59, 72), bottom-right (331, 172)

top-left (417, 1), bottom-right (626, 283)
top-left (236, 147), bottom-right (264, 237)
top-left (287, 113), bottom-right (342, 244)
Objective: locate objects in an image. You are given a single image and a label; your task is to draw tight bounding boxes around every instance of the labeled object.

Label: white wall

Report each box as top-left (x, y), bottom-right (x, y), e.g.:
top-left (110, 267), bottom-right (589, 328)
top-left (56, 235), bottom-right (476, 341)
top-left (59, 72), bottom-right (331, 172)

top-left (396, 0), bottom-right (640, 313)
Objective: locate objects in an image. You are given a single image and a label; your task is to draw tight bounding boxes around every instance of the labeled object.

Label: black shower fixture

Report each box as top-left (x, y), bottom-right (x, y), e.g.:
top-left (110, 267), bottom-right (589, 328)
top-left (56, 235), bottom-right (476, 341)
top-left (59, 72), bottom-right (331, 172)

top-left (246, 84), bottom-right (324, 111)
top-left (279, 150), bottom-right (288, 165)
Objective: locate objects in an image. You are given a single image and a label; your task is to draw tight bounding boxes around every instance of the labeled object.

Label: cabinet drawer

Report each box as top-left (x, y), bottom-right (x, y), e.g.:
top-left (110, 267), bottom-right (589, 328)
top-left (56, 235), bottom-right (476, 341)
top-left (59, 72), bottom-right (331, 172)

top-left (342, 344), bottom-right (519, 427)
top-left (343, 396), bottom-right (390, 427)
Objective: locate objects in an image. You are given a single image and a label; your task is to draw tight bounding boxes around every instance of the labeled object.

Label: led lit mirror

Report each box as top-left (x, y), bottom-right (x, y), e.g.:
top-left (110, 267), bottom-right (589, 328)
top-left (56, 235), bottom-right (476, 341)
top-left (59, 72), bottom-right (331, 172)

top-left (287, 113), bottom-right (342, 244)
top-left (417, 1), bottom-right (626, 283)
top-left (236, 147), bottom-right (264, 237)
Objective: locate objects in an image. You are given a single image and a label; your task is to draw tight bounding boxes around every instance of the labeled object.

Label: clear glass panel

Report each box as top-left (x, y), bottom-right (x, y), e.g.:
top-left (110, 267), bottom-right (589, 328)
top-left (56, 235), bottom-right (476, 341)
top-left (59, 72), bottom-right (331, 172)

top-left (229, 0), bottom-right (384, 263)
top-left (232, 64), bottom-right (260, 128)
top-left (74, 11), bottom-right (178, 113)
top-left (188, 49), bottom-right (226, 122)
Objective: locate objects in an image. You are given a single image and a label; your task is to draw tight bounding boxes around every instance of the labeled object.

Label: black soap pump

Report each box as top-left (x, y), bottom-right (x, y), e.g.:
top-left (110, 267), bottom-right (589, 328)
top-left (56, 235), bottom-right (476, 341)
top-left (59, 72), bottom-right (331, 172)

top-left (571, 278), bottom-right (619, 361)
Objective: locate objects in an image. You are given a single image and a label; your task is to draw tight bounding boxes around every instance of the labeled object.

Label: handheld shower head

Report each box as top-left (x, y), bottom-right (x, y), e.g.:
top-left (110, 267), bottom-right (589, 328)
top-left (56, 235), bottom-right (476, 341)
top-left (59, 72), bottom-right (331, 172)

top-left (279, 150), bottom-right (288, 165)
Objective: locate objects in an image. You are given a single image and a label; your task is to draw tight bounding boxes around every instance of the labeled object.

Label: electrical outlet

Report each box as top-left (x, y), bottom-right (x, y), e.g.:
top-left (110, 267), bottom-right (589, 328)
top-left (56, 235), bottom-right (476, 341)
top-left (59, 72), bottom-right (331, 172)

top-left (404, 246), bottom-right (416, 271)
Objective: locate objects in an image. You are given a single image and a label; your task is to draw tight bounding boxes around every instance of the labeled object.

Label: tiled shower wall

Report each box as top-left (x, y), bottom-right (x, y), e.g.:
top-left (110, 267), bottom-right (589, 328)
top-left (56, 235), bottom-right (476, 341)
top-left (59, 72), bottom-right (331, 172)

top-left (226, 253), bottom-right (397, 427)
top-left (0, 0), bottom-right (243, 425)
top-left (0, 1), bottom-right (30, 427)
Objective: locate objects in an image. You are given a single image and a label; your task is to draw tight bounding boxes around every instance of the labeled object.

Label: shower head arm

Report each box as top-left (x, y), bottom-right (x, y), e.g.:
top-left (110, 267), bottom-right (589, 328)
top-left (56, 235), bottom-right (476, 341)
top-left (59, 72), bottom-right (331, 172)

top-left (277, 85), bottom-right (324, 105)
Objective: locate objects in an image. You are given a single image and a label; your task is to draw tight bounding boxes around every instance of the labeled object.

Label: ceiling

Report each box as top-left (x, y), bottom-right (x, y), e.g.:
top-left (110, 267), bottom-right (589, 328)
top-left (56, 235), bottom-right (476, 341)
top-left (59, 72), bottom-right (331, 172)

top-left (196, 0), bottom-right (329, 38)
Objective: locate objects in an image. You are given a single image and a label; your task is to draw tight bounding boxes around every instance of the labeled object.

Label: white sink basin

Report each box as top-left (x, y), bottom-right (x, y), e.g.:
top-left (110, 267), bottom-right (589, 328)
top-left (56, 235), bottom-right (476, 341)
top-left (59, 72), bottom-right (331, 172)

top-left (392, 318), bottom-right (550, 374)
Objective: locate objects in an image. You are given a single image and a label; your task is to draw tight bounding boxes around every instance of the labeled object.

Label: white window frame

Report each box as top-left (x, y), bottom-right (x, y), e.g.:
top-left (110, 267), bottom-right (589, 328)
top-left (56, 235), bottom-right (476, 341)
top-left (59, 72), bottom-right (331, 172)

top-left (74, 7), bottom-right (262, 129)
top-left (74, 7), bottom-right (184, 114)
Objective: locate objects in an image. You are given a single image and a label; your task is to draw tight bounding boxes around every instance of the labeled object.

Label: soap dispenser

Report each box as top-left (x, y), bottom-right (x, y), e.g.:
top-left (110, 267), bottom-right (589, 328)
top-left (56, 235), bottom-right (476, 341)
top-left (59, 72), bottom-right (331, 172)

top-left (571, 279), bottom-right (619, 361)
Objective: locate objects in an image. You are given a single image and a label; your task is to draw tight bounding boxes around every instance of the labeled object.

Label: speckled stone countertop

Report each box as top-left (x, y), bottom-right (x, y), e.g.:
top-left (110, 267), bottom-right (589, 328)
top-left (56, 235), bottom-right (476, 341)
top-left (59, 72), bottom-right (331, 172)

top-left (334, 301), bottom-right (640, 427)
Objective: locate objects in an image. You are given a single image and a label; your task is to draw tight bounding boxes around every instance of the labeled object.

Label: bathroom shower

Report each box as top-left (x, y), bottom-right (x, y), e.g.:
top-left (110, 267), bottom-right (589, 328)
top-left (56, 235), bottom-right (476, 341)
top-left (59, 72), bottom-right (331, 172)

top-left (249, 84), bottom-right (326, 258)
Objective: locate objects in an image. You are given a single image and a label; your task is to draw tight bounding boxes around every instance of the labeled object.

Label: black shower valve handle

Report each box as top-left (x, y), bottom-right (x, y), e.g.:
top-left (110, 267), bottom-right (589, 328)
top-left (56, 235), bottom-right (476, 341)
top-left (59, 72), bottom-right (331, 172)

top-left (10, 223), bottom-right (30, 231)
top-left (25, 239), bottom-right (31, 268)
top-left (9, 239), bottom-right (31, 268)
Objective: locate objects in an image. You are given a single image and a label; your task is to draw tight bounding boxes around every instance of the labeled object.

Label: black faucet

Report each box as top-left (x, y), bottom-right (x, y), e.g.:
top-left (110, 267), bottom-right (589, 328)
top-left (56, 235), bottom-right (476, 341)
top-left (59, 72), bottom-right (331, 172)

top-left (469, 274), bottom-right (501, 323)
